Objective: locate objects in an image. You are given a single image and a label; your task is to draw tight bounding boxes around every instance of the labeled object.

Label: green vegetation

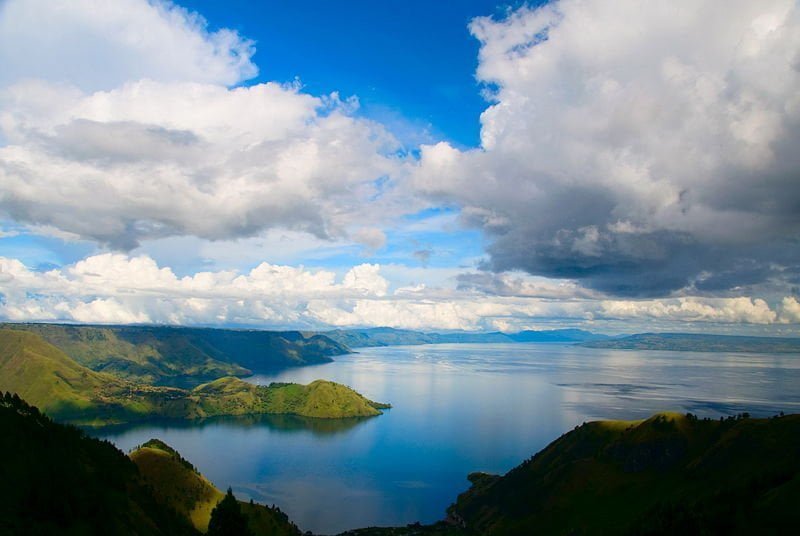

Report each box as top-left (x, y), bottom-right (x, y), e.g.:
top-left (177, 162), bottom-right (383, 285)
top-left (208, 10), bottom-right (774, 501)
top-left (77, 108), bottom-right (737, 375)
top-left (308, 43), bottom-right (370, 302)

top-left (0, 328), bottom-right (389, 425)
top-left (2, 391), bottom-right (799, 535)
top-left (0, 392), bottom-right (196, 535)
top-left (1, 323), bottom-right (350, 386)
top-left (0, 392), bottom-right (300, 535)
top-left (193, 377), bottom-right (390, 419)
top-left (448, 412), bottom-right (800, 535)
top-left (208, 489), bottom-right (253, 536)
top-left (131, 441), bottom-right (300, 535)
top-left (131, 439), bottom-right (224, 532)
top-left (581, 332), bottom-right (800, 353)
top-left (0, 327), bottom-right (181, 424)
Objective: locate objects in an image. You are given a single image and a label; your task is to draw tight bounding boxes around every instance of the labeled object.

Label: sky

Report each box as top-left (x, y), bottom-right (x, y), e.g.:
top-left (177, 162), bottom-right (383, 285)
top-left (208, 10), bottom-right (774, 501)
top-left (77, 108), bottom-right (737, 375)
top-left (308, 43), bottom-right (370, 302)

top-left (0, 0), bottom-right (799, 335)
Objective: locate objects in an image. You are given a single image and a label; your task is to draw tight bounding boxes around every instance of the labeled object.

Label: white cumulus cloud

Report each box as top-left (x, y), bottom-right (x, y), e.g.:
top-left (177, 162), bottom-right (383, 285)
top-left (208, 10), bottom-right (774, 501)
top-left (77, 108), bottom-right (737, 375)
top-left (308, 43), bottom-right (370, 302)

top-left (415, 0), bottom-right (800, 297)
top-left (0, 0), bottom-right (257, 90)
top-left (0, 254), bottom-right (795, 331)
top-left (0, 0), bottom-right (408, 249)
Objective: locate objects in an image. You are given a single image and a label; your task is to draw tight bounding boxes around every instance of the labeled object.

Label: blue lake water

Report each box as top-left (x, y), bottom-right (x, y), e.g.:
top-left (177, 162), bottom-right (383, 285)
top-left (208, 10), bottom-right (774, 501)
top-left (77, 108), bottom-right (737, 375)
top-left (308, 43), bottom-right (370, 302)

top-left (93, 343), bottom-right (800, 534)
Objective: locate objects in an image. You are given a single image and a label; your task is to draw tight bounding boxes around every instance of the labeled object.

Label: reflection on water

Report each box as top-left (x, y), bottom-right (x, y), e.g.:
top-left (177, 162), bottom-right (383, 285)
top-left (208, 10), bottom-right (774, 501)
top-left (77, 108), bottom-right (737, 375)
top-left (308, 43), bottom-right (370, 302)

top-left (92, 412), bottom-right (374, 439)
top-left (92, 343), bottom-right (800, 534)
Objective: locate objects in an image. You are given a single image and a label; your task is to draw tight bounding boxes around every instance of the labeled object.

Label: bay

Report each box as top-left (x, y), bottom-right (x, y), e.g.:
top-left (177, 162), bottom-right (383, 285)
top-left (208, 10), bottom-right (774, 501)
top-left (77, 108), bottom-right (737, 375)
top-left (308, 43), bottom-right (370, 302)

top-left (93, 343), bottom-right (800, 534)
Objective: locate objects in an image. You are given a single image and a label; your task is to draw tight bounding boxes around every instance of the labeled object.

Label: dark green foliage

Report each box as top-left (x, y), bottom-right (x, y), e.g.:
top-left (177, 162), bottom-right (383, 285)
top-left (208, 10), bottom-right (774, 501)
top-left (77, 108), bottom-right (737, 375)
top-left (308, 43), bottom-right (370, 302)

top-left (0, 392), bottom-right (197, 535)
top-left (208, 488), bottom-right (253, 536)
top-left (449, 413), bottom-right (800, 535)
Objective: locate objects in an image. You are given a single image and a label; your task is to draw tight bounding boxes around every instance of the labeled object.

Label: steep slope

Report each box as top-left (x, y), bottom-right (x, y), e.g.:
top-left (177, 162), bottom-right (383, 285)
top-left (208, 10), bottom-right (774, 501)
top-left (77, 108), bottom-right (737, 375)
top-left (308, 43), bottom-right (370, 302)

top-left (0, 329), bottom-right (388, 424)
top-left (0, 328), bottom-right (188, 424)
top-left (131, 439), bottom-right (225, 532)
top-left (131, 439), bottom-right (300, 535)
top-left (0, 327), bottom-right (113, 417)
top-left (0, 392), bottom-right (196, 535)
top-left (449, 412), bottom-right (800, 535)
top-left (184, 328), bottom-right (348, 370)
top-left (1, 323), bottom-right (350, 386)
top-left (0, 323), bottom-right (249, 385)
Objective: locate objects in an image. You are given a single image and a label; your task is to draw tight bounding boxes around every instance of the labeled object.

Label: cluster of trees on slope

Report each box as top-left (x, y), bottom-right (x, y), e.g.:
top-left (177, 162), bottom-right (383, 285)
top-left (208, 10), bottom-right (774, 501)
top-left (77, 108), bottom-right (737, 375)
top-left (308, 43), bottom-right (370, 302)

top-left (0, 392), bottom-right (196, 535)
top-left (0, 392), bottom-right (299, 535)
top-left (449, 412), bottom-right (800, 535)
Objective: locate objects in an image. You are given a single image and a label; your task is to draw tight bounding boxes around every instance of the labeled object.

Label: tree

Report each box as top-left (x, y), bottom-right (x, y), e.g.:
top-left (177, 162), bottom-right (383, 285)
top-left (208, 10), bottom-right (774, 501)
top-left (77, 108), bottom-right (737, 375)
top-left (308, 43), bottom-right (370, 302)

top-left (207, 488), bottom-right (252, 536)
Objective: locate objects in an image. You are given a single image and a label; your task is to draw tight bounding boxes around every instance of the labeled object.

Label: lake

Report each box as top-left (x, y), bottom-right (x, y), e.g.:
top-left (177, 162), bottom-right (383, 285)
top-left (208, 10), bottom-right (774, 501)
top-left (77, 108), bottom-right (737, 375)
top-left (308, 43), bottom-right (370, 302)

top-left (92, 343), bottom-right (800, 534)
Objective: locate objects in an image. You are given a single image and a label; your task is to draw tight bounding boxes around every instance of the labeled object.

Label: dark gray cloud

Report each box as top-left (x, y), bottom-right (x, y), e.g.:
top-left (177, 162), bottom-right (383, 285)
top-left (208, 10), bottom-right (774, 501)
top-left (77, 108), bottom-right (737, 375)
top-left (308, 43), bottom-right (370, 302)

top-left (416, 0), bottom-right (800, 297)
top-left (413, 249), bottom-right (433, 266)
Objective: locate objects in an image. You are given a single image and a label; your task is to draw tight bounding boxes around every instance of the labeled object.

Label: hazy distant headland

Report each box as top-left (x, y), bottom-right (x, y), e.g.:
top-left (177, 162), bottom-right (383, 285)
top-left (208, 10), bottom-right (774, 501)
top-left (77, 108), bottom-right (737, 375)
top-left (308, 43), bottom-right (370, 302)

top-left (580, 332), bottom-right (800, 354)
top-left (320, 326), bottom-right (800, 354)
top-left (320, 327), bottom-right (608, 348)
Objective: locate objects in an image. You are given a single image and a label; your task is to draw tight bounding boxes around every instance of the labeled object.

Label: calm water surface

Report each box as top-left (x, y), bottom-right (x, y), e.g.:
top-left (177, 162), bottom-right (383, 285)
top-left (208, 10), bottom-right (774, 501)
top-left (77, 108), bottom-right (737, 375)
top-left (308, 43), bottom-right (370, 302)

top-left (93, 343), bottom-right (800, 534)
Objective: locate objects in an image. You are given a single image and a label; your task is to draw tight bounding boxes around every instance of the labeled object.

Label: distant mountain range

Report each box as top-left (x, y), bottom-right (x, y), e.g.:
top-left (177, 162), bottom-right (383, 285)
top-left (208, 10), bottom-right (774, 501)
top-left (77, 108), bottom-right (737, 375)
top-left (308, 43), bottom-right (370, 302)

top-left (321, 327), bottom-right (800, 354)
top-left (320, 327), bottom-right (609, 348)
top-left (580, 332), bottom-right (800, 354)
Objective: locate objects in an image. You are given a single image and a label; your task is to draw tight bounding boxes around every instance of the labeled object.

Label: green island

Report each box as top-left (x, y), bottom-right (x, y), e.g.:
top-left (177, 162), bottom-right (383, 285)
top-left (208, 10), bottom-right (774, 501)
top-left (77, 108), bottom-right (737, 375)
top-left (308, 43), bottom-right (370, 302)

top-left (2, 392), bottom-right (798, 535)
top-left (0, 328), bottom-right (388, 425)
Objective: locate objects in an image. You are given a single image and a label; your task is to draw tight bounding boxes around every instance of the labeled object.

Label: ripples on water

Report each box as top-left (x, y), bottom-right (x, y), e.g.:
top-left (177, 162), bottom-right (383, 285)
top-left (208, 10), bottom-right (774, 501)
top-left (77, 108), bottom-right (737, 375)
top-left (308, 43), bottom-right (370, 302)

top-left (94, 343), bottom-right (800, 534)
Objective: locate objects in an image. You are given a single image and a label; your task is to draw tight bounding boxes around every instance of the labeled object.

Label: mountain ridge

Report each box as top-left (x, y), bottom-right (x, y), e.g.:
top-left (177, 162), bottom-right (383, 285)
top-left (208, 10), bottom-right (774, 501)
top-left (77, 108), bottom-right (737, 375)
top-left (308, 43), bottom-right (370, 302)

top-left (321, 327), bottom-right (607, 348)
top-left (0, 328), bottom-right (389, 425)
top-left (0, 323), bottom-right (350, 387)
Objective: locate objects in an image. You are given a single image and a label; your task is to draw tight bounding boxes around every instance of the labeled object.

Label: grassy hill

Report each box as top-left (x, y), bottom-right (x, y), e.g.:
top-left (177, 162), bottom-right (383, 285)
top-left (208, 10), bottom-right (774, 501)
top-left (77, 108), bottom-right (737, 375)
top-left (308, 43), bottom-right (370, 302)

top-left (131, 438), bottom-right (300, 535)
top-left (1, 323), bottom-right (350, 386)
top-left (130, 439), bottom-right (224, 532)
top-left (0, 392), bottom-right (196, 535)
top-left (0, 329), bottom-right (389, 425)
top-left (448, 412), bottom-right (800, 535)
top-left (0, 328), bottom-right (187, 423)
top-left (193, 377), bottom-right (390, 419)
